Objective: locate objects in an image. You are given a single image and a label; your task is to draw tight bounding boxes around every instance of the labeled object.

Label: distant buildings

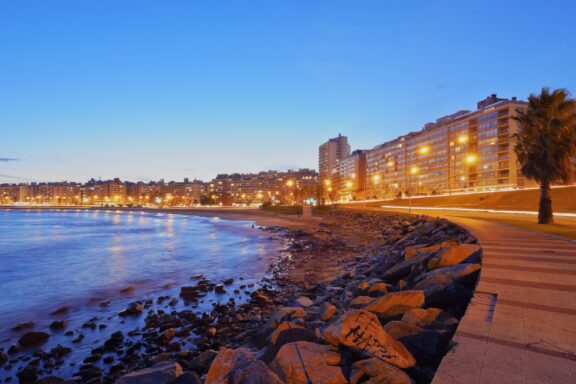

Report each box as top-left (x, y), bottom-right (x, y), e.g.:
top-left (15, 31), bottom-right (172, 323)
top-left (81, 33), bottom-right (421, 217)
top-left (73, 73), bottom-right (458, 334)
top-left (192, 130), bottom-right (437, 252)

top-left (318, 134), bottom-right (350, 182)
top-left (0, 170), bottom-right (318, 207)
top-left (206, 169), bottom-right (318, 206)
top-left (322, 94), bottom-right (536, 201)
top-left (0, 178), bottom-right (206, 207)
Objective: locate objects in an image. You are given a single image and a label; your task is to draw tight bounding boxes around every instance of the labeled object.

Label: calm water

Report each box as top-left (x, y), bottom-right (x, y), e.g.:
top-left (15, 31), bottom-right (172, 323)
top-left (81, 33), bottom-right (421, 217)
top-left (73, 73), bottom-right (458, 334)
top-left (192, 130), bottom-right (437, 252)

top-left (0, 209), bottom-right (279, 338)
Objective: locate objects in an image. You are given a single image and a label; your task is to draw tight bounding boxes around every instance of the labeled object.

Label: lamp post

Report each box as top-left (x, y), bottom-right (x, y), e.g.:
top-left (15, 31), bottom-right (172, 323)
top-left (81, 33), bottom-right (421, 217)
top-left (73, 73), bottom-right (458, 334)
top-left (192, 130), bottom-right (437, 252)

top-left (408, 166), bottom-right (419, 214)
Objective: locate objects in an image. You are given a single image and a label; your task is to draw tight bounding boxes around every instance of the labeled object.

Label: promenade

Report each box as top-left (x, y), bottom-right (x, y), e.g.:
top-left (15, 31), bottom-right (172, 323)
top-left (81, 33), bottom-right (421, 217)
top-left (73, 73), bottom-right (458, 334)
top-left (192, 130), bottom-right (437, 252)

top-left (433, 217), bottom-right (576, 384)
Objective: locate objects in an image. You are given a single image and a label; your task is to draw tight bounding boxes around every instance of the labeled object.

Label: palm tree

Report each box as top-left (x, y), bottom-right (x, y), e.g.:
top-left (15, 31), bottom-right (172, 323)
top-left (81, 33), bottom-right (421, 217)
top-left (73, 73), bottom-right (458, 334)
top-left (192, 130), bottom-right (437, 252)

top-left (513, 88), bottom-right (576, 224)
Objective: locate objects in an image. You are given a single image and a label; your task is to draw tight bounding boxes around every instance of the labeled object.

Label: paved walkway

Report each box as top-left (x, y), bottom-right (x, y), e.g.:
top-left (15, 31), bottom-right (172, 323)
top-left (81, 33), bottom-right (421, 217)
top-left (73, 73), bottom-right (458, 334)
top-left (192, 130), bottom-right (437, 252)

top-left (433, 217), bottom-right (576, 384)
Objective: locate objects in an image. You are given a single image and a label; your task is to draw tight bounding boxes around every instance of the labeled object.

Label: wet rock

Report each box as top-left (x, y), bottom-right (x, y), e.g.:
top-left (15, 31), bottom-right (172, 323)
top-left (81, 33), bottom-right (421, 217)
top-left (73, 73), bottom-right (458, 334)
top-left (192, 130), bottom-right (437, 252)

top-left (11, 322), bottom-right (34, 332)
top-left (115, 361), bottom-right (183, 384)
top-left (17, 366), bottom-right (38, 384)
top-left (364, 291), bottom-right (425, 320)
top-left (350, 357), bottom-right (414, 384)
top-left (50, 344), bottom-right (71, 358)
top-left (324, 310), bottom-right (416, 369)
top-left (118, 302), bottom-right (144, 316)
top-left (19, 332), bottom-right (50, 347)
top-left (159, 328), bottom-right (177, 342)
top-left (223, 278), bottom-right (234, 285)
top-left (49, 320), bottom-right (68, 330)
top-left (214, 284), bottom-right (226, 294)
top-left (0, 351), bottom-right (7, 365)
top-left (319, 302), bottom-right (337, 321)
top-left (8, 344), bottom-right (22, 354)
top-left (51, 307), bottom-right (70, 316)
top-left (270, 341), bottom-right (346, 384)
top-left (120, 287), bottom-right (134, 294)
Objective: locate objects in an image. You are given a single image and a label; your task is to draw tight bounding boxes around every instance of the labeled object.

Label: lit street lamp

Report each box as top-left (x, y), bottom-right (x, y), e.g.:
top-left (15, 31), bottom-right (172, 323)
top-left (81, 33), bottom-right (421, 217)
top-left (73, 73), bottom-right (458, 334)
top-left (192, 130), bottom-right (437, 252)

top-left (409, 166), bottom-right (419, 214)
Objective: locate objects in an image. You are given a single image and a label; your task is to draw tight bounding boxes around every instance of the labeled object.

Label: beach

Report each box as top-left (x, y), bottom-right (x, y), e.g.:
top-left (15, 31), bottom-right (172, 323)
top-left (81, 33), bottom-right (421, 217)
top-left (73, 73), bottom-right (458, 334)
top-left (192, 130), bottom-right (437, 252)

top-left (0, 208), bottom-right (481, 384)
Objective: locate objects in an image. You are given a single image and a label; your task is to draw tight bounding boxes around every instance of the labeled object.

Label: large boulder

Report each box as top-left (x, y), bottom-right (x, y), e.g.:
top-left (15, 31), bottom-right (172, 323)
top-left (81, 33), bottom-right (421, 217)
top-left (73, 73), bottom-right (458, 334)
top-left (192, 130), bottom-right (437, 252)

top-left (324, 310), bottom-right (416, 369)
top-left (404, 243), bottom-right (443, 260)
top-left (412, 265), bottom-right (479, 307)
top-left (381, 252), bottom-right (435, 282)
top-left (270, 341), bottom-right (347, 384)
top-left (228, 360), bottom-right (284, 384)
top-left (350, 358), bottom-right (414, 384)
top-left (205, 348), bottom-right (254, 384)
top-left (415, 275), bottom-right (473, 307)
top-left (413, 264), bottom-right (481, 288)
top-left (115, 361), bottom-right (183, 384)
top-left (427, 244), bottom-right (481, 270)
top-left (401, 308), bottom-right (458, 330)
top-left (364, 291), bottom-right (425, 320)
top-left (262, 321), bottom-right (317, 362)
top-left (383, 320), bottom-right (449, 365)
top-left (19, 332), bottom-right (49, 347)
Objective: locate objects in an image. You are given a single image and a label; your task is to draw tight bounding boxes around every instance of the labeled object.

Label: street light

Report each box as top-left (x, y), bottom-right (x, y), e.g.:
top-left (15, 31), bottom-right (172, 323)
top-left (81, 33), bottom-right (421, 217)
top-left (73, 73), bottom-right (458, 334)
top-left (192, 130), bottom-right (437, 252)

top-left (408, 166), bottom-right (419, 214)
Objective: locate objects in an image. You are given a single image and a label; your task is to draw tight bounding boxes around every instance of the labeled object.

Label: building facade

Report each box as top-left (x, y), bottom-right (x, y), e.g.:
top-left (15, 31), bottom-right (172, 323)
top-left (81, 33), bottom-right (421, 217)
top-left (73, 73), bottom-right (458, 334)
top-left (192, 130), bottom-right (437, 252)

top-left (360, 94), bottom-right (531, 200)
top-left (207, 169), bottom-right (318, 206)
top-left (331, 150), bottom-right (367, 201)
top-left (318, 134), bottom-right (351, 182)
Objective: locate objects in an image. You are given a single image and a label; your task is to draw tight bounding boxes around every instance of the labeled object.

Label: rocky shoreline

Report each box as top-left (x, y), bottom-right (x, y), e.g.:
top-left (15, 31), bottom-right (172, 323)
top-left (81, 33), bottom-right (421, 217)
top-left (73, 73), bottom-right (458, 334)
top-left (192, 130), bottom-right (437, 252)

top-left (0, 210), bottom-right (481, 384)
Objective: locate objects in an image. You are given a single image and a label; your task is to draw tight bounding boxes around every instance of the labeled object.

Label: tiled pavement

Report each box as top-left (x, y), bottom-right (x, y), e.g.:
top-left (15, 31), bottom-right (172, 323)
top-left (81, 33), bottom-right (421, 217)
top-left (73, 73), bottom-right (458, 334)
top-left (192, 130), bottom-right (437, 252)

top-left (433, 217), bottom-right (576, 384)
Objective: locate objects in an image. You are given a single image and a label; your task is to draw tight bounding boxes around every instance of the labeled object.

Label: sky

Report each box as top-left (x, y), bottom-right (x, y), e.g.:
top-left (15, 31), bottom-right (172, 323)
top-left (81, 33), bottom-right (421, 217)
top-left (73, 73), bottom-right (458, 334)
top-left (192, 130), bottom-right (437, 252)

top-left (1, 0), bottom-right (576, 183)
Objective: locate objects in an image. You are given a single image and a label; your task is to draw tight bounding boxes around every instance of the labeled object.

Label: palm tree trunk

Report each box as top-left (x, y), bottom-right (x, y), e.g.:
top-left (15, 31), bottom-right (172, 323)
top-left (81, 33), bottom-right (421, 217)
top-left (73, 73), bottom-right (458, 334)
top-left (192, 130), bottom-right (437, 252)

top-left (538, 179), bottom-right (554, 224)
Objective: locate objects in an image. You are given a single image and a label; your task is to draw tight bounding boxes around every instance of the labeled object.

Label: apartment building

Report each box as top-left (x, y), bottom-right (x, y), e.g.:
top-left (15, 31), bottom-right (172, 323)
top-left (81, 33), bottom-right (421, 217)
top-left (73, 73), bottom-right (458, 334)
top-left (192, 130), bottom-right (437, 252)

top-left (318, 134), bottom-right (351, 182)
top-left (331, 150), bottom-right (367, 201)
top-left (362, 94), bottom-right (529, 200)
top-left (208, 169), bottom-right (318, 205)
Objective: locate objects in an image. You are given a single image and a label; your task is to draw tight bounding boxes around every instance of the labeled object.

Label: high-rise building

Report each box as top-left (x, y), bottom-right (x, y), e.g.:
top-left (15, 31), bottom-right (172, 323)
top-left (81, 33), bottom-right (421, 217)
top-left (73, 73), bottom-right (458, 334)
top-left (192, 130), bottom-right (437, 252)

top-left (364, 94), bottom-right (531, 200)
top-left (318, 134), bottom-right (351, 183)
top-left (331, 150), bottom-right (367, 201)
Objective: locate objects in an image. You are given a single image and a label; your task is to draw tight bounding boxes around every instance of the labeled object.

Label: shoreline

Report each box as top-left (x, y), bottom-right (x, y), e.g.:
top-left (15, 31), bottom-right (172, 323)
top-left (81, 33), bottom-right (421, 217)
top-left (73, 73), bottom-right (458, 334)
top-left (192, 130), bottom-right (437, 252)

top-left (0, 205), bottom-right (323, 231)
top-left (0, 209), bottom-right (482, 384)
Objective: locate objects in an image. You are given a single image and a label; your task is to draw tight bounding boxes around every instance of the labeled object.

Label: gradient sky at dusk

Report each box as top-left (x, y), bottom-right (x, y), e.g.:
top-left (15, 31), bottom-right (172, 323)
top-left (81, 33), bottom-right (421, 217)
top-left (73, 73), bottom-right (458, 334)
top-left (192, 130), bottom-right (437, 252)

top-left (1, 1), bottom-right (575, 183)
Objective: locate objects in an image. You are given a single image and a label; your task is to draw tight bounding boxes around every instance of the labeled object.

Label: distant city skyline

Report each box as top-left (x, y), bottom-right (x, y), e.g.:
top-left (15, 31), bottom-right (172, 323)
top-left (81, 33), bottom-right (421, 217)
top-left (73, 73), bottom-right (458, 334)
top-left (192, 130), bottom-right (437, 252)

top-left (2, 1), bottom-right (576, 183)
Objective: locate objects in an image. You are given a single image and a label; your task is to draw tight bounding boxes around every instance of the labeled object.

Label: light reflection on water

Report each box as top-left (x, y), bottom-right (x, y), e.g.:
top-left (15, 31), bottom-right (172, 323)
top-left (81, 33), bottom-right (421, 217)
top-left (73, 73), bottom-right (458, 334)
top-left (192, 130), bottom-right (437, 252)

top-left (0, 209), bottom-right (279, 338)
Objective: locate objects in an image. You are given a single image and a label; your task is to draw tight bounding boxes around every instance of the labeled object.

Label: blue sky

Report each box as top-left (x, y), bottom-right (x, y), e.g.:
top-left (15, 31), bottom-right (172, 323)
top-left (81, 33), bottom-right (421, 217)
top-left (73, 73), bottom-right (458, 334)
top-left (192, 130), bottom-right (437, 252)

top-left (1, 0), bottom-right (575, 183)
